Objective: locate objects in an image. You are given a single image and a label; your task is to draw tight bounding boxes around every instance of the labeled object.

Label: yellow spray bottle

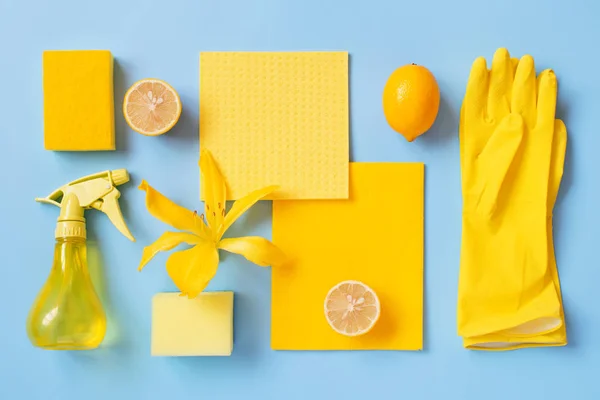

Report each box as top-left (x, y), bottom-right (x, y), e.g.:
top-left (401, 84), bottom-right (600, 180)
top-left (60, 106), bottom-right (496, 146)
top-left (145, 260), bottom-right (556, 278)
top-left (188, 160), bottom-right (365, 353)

top-left (27, 169), bottom-right (135, 350)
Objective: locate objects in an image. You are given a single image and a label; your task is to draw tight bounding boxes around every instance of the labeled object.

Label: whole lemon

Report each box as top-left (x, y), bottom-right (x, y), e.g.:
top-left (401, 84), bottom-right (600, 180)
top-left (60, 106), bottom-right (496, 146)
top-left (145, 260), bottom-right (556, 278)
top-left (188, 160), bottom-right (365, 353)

top-left (382, 64), bottom-right (440, 141)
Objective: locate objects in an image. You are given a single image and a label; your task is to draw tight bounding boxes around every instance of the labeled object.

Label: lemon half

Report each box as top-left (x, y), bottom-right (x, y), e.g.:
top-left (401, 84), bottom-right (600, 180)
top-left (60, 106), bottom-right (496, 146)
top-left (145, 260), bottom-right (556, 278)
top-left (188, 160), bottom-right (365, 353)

top-left (324, 280), bottom-right (381, 337)
top-left (123, 78), bottom-right (181, 136)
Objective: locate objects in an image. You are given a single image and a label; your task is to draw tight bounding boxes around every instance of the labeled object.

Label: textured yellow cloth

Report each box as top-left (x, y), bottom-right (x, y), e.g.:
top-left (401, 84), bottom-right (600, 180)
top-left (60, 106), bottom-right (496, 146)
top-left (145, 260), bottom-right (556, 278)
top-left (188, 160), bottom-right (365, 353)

top-left (458, 48), bottom-right (567, 350)
top-left (272, 163), bottom-right (423, 350)
top-left (43, 50), bottom-right (115, 151)
top-left (151, 292), bottom-right (233, 356)
top-left (199, 52), bottom-right (349, 200)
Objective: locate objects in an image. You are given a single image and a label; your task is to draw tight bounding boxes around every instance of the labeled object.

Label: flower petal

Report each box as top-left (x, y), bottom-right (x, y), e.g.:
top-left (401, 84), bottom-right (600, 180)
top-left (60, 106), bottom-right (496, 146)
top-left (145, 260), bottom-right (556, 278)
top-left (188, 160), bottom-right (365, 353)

top-left (218, 236), bottom-right (287, 267)
top-left (200, 150), bottom-right (226, 235)
top-left (166, 241), bottom-right (219, 298)
top-left (218, 185), bottom-right (279, 240)
top-left (138, 231), bottom-right (203, 271)
top-left (139, 180), bottom-right (209, 238)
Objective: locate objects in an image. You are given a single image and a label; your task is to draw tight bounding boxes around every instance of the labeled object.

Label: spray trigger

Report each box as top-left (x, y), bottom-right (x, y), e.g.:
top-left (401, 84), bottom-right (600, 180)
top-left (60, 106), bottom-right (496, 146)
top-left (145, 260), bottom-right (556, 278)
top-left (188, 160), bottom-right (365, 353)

top-left (35, 169), bottom-right (135, 241)
top-left (90, 189), bottom-right (135, 241)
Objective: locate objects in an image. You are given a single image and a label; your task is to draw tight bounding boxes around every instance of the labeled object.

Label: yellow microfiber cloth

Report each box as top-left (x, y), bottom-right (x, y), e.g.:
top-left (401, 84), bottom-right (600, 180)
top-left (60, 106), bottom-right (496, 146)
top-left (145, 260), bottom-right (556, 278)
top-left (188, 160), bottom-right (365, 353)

top-left (199, 51), bottom-right (349, 200)
top-left (43, 50), bottom-right (115, 151)
top-left (458, 48), bottom-right (567, 350)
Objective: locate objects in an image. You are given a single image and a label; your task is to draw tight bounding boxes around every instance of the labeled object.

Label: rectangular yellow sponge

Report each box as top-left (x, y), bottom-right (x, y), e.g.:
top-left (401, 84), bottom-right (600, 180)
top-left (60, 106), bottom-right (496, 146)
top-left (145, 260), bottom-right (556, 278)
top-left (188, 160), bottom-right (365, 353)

top-left (43, 50), bottom-right (115, 151)
top-left (151, 292), bottom-right (234, 356)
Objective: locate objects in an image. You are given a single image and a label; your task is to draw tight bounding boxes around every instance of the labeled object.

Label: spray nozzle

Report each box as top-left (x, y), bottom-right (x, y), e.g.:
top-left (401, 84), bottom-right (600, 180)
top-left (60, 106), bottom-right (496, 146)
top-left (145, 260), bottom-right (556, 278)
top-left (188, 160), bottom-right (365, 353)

top-left (36, 169), bottom-right (135, 241)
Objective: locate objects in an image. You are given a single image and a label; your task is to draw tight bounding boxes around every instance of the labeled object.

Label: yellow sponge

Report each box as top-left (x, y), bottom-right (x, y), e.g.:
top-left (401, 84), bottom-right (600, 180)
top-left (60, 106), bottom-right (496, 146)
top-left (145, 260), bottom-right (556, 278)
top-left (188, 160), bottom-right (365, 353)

top-left (151, 292), bottom-right (234, 356)
top-left (43, 50), bottom-right (115, 151)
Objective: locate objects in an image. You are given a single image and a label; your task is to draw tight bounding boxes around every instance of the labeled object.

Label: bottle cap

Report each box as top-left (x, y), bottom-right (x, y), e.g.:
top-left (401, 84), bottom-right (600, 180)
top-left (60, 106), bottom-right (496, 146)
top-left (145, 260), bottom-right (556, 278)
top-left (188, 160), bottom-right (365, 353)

top-left (55, 221), bottom-right (86, 239)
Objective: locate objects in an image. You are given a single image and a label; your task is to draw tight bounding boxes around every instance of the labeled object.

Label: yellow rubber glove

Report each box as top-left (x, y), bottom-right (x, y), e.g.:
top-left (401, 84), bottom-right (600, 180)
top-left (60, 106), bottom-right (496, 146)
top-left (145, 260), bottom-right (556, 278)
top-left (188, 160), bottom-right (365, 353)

top-left (458, 48), bottom-right (567, 349)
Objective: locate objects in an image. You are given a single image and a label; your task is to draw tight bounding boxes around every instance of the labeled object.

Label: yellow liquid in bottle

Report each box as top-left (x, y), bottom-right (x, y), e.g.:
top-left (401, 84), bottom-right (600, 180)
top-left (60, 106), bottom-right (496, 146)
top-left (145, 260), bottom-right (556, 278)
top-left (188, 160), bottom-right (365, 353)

top-left (26, 237), bottom-right (106, 350)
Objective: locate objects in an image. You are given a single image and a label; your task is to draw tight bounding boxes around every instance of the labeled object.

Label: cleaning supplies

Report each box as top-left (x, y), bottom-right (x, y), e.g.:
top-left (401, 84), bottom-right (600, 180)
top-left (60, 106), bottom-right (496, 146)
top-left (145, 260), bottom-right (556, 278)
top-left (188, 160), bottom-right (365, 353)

top-left (272, 162), bottom-right (424, 351)
top-left (151, 292), bottom-right (234, 356)
top-left (43, 50), bottom-right (115, 151)
top-left (26, 170), bottom-right (135, 350)
top-left (457, 48), bottom-right (567, 350)
top-left (199, 51), bottom-right (349, 200)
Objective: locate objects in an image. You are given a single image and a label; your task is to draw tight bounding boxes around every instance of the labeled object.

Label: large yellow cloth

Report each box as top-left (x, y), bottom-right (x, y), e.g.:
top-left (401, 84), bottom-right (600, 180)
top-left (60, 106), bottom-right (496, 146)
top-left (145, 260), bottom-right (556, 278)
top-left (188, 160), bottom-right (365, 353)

top-left (458, 48), bottom-right (567, 350)
top-left (272, 163), bottom-right (424, 350)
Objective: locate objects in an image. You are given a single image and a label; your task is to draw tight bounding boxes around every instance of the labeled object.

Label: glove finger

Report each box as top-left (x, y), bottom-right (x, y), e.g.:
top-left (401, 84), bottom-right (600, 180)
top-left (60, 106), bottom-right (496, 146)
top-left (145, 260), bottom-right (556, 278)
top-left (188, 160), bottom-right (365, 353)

top-left (488, 48), bottom-right (513, 120)
top-left (463, 56), bottom-right (489, 122)
top-left (536, 69), bottom-right (558, 131)
top-left (548, 119), bottom-right (567, 212)
top-left (511, 57), bottom-right (519, 76)
top-left (459, 104), bottom-right (466, 169)
top-left (511, 55), bottom-right (537, 126)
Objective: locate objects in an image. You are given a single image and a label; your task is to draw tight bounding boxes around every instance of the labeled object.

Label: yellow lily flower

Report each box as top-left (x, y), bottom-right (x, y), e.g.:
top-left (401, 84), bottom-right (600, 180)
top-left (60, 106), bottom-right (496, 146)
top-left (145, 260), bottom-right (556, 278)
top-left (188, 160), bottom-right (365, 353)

top-left (138, 149), bottom-right (287, 298)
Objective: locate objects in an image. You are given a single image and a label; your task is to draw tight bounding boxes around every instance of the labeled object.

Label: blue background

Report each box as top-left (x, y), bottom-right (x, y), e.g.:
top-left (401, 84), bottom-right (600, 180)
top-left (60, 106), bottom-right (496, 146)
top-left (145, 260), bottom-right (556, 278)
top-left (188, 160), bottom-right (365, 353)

top-left (0, 0), bottom-right (597, 398)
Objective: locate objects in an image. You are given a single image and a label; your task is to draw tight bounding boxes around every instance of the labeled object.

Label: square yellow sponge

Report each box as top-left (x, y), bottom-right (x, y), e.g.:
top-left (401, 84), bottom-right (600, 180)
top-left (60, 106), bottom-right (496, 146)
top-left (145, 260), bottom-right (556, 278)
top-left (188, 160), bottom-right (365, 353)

top-left (43, 50), bottom-right (115, 151)
top-left (151, 292), bottom-right (234, 356)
